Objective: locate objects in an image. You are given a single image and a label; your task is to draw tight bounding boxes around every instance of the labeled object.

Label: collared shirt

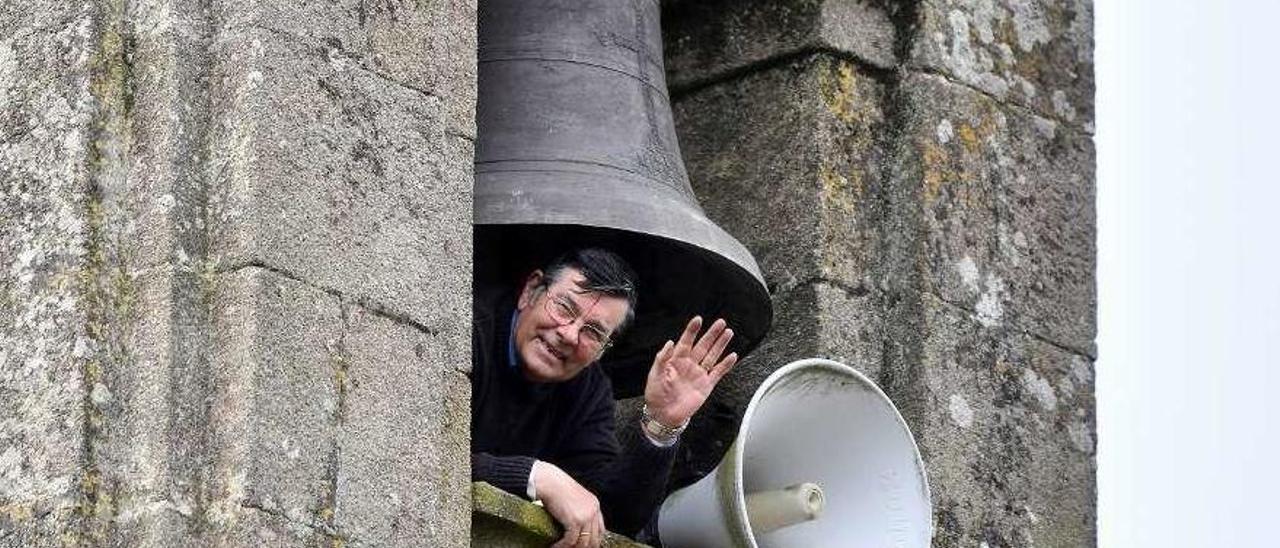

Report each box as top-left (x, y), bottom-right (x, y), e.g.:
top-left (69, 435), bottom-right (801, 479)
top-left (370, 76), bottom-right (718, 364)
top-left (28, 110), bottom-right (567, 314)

top-left (507, 309), bottom-right (520, 371)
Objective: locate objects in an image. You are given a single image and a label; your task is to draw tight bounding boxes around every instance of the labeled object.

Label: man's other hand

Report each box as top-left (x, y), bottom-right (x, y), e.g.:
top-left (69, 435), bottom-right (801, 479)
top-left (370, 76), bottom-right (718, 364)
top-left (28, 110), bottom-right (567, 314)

top-left (532, 460), bottom-right (606, 548)
top-left (644, 316), bottom-right (738, 429)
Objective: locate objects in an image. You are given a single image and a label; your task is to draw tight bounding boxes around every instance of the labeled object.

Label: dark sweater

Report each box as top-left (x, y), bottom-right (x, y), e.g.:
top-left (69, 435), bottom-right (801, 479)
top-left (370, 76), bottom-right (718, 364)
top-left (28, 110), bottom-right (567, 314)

top-left (469, 290), bottom-right (677, 536)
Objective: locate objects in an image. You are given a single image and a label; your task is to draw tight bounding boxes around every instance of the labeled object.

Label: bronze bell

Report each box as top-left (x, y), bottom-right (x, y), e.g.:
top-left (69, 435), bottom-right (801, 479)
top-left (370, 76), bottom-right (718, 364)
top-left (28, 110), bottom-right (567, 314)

top-left (475, 0), bottom-right (772, 396)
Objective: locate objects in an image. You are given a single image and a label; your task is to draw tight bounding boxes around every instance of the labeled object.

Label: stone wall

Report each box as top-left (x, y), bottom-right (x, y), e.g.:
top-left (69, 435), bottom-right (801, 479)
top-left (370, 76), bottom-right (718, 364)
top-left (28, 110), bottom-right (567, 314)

top-left (663, 1), bottom-right (1096, 546)
top-left (1, 1), bottom-right (476, 546)
top-left (4, 1), bottom-right (1094, 546)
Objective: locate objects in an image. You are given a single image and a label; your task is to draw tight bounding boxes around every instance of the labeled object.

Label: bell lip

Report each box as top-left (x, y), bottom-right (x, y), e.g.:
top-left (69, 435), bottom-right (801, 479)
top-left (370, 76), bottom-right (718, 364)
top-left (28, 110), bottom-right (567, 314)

top-left (473, 215), bottom-right (767, 294)
top-left (726, 359), bottom-right (935, 546)
top-left (474, 169), bottom-right (767, 290)
top-left (473, 221), bottom-right (773, 398)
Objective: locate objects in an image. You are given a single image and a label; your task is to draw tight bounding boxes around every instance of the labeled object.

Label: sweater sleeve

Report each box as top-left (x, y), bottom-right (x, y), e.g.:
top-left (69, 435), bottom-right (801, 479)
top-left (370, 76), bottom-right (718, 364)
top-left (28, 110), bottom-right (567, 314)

top-left (546, 374), bottom-right (678, 537)
top-left (472, 452), bottom-right (537, 500)
top-left (469, 301), bottom-right (539, 500)
top-left (598, 418), bottom-right (678, 537)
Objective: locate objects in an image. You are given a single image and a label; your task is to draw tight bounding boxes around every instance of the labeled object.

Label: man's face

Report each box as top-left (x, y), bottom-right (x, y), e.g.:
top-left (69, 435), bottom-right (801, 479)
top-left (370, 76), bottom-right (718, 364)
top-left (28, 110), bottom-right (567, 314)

top-left (513, 268), bottom-right (629, 383)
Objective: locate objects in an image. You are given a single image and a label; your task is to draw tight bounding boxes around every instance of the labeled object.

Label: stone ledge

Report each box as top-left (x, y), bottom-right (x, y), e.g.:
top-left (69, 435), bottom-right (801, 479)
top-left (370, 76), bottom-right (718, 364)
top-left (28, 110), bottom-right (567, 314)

top-left (471, 482), bottom-right (650, 547)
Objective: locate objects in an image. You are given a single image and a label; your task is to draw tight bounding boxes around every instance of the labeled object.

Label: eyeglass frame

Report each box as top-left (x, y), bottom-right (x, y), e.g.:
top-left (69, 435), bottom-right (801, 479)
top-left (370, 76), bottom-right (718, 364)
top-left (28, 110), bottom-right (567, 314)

top-left (535, 286), bottom-right (618, 356)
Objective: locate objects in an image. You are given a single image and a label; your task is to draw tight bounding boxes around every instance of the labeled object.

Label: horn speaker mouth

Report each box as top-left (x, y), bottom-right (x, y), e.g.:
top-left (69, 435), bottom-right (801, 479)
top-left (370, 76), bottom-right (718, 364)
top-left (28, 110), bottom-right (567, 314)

top-left (657, 359), bottom-right (933, 547)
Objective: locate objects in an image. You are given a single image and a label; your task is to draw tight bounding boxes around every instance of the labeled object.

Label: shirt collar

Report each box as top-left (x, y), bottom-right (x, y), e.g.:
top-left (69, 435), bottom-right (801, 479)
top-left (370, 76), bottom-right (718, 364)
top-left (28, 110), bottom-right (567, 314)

top-left (507, 309), bottom-right (520, 370)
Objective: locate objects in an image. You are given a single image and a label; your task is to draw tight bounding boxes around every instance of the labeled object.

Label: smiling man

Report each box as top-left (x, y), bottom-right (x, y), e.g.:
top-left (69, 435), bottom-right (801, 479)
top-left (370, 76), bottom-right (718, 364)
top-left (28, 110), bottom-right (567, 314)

top-left (471, 248), bottom-right (737, 547)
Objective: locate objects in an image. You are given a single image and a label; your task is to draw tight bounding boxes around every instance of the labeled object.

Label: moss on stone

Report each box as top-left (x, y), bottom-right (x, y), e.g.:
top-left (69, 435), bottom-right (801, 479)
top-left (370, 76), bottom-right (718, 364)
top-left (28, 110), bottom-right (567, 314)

top-left (819, 163), bottom-right (862, 214)
top-left (75, 0), bottom-right (138, 542)
top-left (470, 482), bottom-right (651, 547)
top-left (819, 59), bottom-right (878, 126)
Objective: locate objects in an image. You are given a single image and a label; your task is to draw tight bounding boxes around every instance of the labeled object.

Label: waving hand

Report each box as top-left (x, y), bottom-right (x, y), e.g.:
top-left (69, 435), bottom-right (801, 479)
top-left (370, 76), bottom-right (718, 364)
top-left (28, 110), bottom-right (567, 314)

top-left (643, 317), bottom-right (738, 429)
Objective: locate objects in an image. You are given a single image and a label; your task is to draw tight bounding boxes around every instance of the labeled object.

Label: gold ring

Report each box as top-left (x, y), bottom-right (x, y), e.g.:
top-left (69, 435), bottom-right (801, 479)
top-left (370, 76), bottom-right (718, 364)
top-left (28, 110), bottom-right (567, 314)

top-left (578, 531), bottom-right (591, 537)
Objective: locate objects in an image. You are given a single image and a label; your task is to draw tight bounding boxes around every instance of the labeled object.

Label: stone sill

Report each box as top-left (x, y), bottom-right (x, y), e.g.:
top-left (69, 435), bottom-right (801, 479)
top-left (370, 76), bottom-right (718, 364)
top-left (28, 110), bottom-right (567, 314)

top-left (471, 482), bottom-right (652, 547)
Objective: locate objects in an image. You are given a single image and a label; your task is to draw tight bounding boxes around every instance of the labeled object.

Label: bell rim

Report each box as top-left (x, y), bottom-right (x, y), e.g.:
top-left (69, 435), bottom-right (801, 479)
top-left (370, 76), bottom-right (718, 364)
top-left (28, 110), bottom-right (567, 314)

top-left (474, 170), bottom-right (765, 286)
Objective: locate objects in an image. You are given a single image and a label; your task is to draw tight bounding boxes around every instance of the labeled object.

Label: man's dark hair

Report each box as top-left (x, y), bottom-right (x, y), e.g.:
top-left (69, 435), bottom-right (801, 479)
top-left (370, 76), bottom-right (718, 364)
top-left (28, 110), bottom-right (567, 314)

top-left (539, 248), bottom-right (639, 335)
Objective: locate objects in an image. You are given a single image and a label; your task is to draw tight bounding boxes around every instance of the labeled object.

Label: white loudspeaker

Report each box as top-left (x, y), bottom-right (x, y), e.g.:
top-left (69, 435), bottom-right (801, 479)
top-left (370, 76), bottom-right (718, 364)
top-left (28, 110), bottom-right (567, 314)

top-left (657, 359), bottom-right (932, 547)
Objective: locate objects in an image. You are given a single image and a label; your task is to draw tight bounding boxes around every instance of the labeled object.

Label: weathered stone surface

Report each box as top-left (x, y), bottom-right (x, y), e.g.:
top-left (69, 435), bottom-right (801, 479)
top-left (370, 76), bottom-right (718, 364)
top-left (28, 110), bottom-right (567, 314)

top-left (213, 0), bottom-right (477, 137)
top-left (813, 281), bottom-right (884, 378)
top-left (994, 121), bottom-right (1096, 357)
top-left (194, 6), bottom-right (477, 542)
top-left (1, 0), bottom-right (203, 281)
top-left (206, 10), bottom-right (474, 335)
top-left (0, 510), bottom-right (72, 548)
top-left (205, 267), bottom-right (342, 538)
top-left (813, 59), bottom-right (893, 293)
top-left (335, 305), bottom-right (470, 546)
top-left (665, 3), bottom-right (1095, 544)
top-left (6, 0), bottom-right (477, 544)
top-left (208, 505), bottom-right (331, 547)
top-left (888, 292), bottom-right (1095, 548)
top-left (4, 0), bottom-right (232, 538)
top-left (663, 0), bottom-right (898, 89)
top-left (83, 266), bottom-right (190, 548)
top-left (100, 0), bottom-right (213, 273)
top-left (908, 0), bottom-right (1095, 130)
top-left (891, 71), bottom-right (1095, 354)
top-left (728, 282), bottom-right (886, 406)
top-left (674, 55), bottom-right (889, 295)
top-left (674, 57), bottom-right (822, 294)
top-left (669, 54), bottom-right (895, 484)
top-left (1, 1), bottom-right (96, 541)
top-left (672, 53), bottom-right (890, 360)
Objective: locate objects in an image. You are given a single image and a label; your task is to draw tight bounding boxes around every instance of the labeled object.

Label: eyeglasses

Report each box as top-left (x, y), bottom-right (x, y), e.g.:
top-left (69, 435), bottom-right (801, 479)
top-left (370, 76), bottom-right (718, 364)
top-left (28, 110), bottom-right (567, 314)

top-left (543, 292), bottom-right (614, 353)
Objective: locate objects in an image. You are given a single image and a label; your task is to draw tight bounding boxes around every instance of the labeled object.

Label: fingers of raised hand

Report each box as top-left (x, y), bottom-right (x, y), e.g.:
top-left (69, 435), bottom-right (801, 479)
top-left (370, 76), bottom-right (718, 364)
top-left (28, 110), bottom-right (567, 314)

top-left (691, 318), bottom-right (727, 361)
top-left (655, 340), bottom-right (674, 365)
top-left (676, 316), bottom-right (703, 352)
top-left (701, 326), bottom-right (734, 368)
top-left (708, 351), bottom-right (739, 383)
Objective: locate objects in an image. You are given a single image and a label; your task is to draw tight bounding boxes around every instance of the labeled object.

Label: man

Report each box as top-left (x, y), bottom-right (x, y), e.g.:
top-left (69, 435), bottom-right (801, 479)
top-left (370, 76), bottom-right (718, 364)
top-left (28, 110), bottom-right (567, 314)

top-left (471, 248), bottom-right (737, 547)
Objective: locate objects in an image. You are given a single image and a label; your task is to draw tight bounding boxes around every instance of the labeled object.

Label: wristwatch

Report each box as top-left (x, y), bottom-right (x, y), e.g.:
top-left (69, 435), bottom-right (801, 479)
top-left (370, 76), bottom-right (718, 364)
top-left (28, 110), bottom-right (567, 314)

top-left (640, 404), bottom-right (688, 445)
